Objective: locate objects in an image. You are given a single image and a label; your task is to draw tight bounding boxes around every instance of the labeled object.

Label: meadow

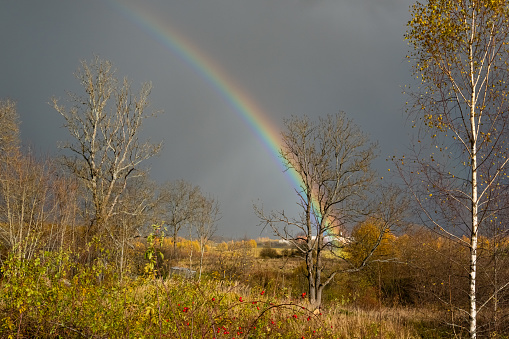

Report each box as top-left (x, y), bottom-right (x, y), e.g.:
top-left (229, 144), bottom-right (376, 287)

top-left (0, 235), bottom-right (492, 338)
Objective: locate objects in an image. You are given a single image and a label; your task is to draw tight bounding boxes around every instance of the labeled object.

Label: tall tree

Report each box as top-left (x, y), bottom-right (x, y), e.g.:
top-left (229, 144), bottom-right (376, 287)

top-left (402, 1), bottom-right (509, 337)
top-left (52, 57), bottom-right (161, 243)
top-left (256, 113), bottom-right (403, 308)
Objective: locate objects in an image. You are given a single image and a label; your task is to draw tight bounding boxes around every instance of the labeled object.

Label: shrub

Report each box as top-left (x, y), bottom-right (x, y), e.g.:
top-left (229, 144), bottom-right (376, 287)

top-left (0, 249), bottom-right (338, 338)
top-left (259, 247), bottom-right (280, 259)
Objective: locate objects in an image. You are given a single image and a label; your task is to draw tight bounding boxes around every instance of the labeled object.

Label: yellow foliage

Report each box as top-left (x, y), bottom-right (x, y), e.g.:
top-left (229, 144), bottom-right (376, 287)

top-left (133, 241), bottom-right (145, 251)
top-left (346, 219), bottom-right (396, 266)
top-left (247, 239), bottom-right (257, 249)
top-left (161, 237), bottom-right (174, 249)
top-left (217, 242), bottom-right (228, 252)
top-left (177, 239), bottom-right (200, 253)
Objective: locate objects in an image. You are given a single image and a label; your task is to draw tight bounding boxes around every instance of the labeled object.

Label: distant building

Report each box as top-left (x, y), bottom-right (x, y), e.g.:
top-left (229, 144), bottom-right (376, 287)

top-left (293, 235), bottom-right (346, 245)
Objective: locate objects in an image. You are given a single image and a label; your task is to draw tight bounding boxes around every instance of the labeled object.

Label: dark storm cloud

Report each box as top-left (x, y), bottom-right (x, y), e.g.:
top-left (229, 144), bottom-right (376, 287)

top-left (1, 0), bottom-right (415, 238)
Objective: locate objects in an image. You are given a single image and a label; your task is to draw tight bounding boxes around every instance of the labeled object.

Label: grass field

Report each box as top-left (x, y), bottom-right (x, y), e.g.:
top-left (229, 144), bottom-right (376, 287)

top-left (0, 240), bottom-right (502, 338)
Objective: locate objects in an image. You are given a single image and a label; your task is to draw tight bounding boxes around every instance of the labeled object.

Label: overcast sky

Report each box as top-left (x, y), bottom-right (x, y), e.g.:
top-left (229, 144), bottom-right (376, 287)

top-left (1, 0), bottom-right (416, 239)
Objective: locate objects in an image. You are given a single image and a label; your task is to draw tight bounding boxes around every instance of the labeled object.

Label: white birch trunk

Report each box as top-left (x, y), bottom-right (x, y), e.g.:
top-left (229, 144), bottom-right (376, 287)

top-left (469, 23), bottom-right (478, 337)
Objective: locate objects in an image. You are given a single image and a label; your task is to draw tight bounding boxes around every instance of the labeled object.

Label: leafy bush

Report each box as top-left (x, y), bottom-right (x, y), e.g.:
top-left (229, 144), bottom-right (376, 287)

top-left (0, 249), bottom-right (339, 338)
top-left (259, 247), bottom-right (280, 259)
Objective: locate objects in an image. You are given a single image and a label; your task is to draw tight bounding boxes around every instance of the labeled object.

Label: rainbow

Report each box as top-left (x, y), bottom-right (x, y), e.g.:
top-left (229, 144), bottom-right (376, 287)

top-left (108, 1), bottom-right (335, 233)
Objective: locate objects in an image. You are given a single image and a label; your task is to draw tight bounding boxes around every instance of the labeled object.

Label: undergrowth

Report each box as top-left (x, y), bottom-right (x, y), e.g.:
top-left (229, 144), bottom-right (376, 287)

top-left (0, 249), bottom-right (455, 338)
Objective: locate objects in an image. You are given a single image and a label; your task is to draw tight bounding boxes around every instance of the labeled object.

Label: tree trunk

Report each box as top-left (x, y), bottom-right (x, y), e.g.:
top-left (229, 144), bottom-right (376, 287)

top-left (493, 247), bottom-right (499, 331)
top-left (173, 230), bottom-right (178, 261)
top-left (307, 249), bottom-right (316, 305)
top-left (469, 24), bottom-right (478, 338)
top-left (199, 247), bottom-right (204, 281)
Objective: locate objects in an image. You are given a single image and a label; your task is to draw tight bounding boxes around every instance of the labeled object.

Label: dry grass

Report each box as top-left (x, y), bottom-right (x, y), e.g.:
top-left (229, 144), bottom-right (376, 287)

top-left (129, 243), bottom-right (480, 338)
top-left (321, 306), bottom-right (430, 338)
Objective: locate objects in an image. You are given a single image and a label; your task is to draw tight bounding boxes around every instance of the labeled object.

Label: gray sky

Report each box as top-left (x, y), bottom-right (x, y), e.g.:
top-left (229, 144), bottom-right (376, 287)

top-left (1, 0), bottom-right (415, 238)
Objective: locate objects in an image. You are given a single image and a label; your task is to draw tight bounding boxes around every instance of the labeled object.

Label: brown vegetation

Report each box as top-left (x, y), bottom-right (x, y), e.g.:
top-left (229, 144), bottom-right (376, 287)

top-left (2, 52), bottom-right (509, 337)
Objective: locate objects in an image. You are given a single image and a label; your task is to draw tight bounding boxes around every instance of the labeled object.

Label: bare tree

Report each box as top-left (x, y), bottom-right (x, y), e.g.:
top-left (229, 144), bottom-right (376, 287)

top-left (0, 149), bottom-right (54, 260)
top-left (255, 113), bottom-right (403, 308)
top-left (110, 174), bottom-right (157, 280)
top-left (0, 100), bottom-right (81, 259)
top-left (192, 194), bottom-right (220, 280)
top-left (0, 100), bottom-right (51, 260)
top-left (157, 179), bottom-right (201, 258)
top-left (400, 1), bottom-right (509, 337)
top-left (0, 99), bottom-right (20, 157)
top-left (52, 57), bottom-right (162, 244)
top-left (51, 170), bottom-right (81, 253)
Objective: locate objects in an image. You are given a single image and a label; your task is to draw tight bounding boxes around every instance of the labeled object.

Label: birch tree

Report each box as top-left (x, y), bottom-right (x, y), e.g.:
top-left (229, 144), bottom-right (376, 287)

top-left (52, 57), bottom-right (161, 243)
top-left (0, 149), bottom-right (53, 260)
top-left (0, 100), bottom-right (48, 260)
top-left (401, 1), bottom-right (509, 337)
top-left (0, 100), bottom-right (80, 258)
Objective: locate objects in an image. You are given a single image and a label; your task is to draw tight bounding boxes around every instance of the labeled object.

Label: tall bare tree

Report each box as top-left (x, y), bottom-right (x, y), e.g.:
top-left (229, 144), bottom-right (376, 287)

top-left (255, 113), bottom-right (403, 308)
top-left (401, 1), bottom-right (509, 337)
top-left (52, 57), bottom-right (162, 244)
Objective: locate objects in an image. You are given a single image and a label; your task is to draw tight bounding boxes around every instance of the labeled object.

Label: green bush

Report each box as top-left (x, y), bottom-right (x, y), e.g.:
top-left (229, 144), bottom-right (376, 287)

top-left (0, 249), bottom-right (336, 338)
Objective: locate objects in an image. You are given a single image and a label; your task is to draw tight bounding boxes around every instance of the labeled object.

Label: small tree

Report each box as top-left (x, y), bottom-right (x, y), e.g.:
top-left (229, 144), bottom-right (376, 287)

top-left (52, 57), bottom-right (161, 244)
top-left (0, 100), bottom-right (52, 260)
top-left (347, 219), bottom-right (396, 269)
top-left (255, 113), bottom-right (404, 308)
top-left (0, 100), bottom-right (80, 259)
top-left (0, 99), bottom-right (20, 156)
top-left (0, 149), bottom-right (53, 260)
top-left (52, 169), bottom-right (81, 253)
top-left (110, 174), bottom-right (157, 280)
top-left (157, 179), bottom-right (201, 259)
top-left (192, 194), bottom-right (220, 280)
